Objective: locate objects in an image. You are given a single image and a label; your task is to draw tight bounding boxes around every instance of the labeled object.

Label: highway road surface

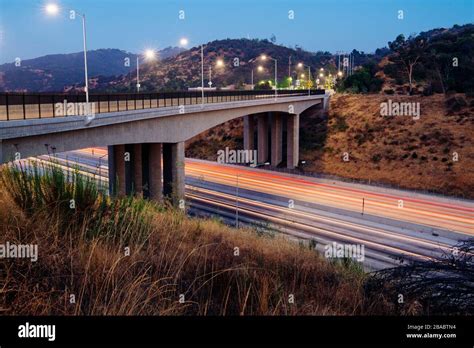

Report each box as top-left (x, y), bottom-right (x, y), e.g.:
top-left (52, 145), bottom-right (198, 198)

top-left (28, 147), bottom-right (474, 271)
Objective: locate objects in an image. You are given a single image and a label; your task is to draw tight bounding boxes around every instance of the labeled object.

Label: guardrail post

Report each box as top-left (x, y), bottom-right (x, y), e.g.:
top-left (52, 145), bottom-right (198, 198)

top-left (38, 95), bottom-right (41, 118)
top-left (52, 95), bottom-right (55, 117)
top-left (22, 93), bottom-right (26, 119)
top-left (5, 93), bottom-right (9, 121)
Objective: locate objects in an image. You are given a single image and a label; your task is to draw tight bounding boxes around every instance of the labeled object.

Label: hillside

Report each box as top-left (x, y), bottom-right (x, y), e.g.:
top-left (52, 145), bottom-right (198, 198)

top-left (0, 47), bottom-right (184, 92)
top-left (100, 39), bottom-right (339, 92)
top-left (186, 93), bottom-right (474, 198)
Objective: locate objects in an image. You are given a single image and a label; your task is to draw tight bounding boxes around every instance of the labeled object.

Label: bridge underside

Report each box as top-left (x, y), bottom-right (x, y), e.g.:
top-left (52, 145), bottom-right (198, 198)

top-left (243, 112), bottom-right (300, 169)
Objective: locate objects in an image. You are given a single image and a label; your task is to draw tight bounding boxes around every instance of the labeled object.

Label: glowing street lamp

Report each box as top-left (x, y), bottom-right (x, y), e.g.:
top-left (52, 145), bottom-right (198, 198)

top-left (179, 37), bottom-right (189, 47)
top-left (46, 3), bottom-right (89, 105)
top-left (337, 71), bottom-right (343, 77)
top-left (45, 3), bottom-right (59, 15)
top-left (297, 62), bottom-right (312, 95)
top-left (136, 49), bottom-right (156, 92)
top-left (260, 54), bottom-right (277, 99)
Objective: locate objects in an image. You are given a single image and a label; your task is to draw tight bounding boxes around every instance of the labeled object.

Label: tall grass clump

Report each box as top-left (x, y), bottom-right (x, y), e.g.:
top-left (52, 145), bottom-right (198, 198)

top-left (0, 160), bottom-right (390, 316)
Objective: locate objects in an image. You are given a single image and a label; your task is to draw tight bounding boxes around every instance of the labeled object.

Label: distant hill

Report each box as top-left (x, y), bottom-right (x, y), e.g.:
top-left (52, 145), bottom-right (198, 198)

top-left (97, 39), bottom-right (347, 92)
top-left (0, 47), bottom-right (184, 92)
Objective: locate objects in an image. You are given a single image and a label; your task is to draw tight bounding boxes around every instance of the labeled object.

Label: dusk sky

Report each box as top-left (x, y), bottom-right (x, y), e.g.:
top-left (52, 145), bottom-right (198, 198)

top-left (0, 0), bottom-right (472, 64)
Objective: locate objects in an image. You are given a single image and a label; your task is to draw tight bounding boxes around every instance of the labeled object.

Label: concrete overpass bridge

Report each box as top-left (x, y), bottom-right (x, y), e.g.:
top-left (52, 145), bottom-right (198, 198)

top-left (0, 90), bottom-right (328, 205)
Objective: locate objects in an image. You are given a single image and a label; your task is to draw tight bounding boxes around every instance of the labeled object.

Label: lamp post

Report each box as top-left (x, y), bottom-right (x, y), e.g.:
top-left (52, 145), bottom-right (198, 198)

top-left (46, 3), bottom-right (89, 105)
top-left (260, 55), bottom-right (278, 99)
top-left (136, 49), bottom-right (156, 93)
top-left (235, 174), bottom-right (239, 228)
top-left (298, 62), bottom-right (312, 96)
top-left (208, 59), bottom-right (224, 88)
top-left (201, 45), bottom-right (204, 106)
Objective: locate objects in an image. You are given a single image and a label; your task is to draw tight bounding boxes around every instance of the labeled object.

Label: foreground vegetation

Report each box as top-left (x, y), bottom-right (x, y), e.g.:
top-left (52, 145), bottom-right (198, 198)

top-left (0, 163), bottom-right (472, 315)
top-left (0, 162), bottom-right (374, 315)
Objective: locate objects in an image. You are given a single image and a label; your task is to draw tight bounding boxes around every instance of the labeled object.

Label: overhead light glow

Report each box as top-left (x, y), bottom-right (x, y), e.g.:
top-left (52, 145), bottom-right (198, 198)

top-left (45, 3), bottom-right (59, 15)
top-left (144, 49), bottom-right (156, 60)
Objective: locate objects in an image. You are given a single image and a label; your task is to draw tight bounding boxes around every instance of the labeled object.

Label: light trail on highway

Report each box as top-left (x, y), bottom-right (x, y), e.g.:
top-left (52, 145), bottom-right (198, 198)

top-left (31, 147), bottom-right (473, 270)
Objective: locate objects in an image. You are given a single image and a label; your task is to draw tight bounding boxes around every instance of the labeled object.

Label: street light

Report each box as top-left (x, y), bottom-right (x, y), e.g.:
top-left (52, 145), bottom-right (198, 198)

top-left (45, 3), bottom-right (59, 15)
top-left (179, 38), bottom-right (189, 47)
top-left (337, 71), bottom-right (343, 77)
top-left (46, 3), bottom-right (89, 106)
top-left (260, 54), bottom-right (277, 99)
top-left (297, 62), bottom-right (312, 95)
top-left (208, 59), bottom-right (224, 88)
top-left (136, 49), bottom-right (156, 93)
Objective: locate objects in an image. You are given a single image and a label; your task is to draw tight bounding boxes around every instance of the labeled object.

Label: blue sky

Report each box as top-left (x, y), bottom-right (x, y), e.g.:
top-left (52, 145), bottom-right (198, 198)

top-left (0, 0), bottom-right (472, 63)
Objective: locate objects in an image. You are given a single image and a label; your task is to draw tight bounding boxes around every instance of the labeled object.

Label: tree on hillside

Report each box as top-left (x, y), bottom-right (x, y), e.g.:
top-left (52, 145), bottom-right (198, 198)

top-left (388, 34), bottom-right (426, 94)
top-left (336, 63), bottom-right (383, 94)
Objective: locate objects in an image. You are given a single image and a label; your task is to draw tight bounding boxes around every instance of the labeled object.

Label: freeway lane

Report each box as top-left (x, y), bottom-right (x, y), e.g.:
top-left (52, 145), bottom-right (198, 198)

top-left (31, 147), bottom-right (473, 270)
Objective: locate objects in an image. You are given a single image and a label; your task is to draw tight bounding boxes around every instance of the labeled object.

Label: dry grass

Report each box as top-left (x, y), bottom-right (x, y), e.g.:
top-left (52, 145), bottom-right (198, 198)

top-left (0, 163), bottom-right (389, 316)
top-left (303, 93), bottom-right (474, 198)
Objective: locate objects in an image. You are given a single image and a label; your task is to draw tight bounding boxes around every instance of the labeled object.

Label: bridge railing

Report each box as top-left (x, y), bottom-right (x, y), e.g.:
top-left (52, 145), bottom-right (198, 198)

top-left (0, 89), bottom-right (325, 121)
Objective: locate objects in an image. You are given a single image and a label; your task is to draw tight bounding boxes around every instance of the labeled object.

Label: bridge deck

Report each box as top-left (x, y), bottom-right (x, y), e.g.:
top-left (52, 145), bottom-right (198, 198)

top-left (0, 89), bottom-right (324, 121)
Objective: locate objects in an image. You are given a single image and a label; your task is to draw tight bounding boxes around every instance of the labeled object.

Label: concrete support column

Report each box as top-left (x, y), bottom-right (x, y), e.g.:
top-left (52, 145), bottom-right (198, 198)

top-left (145, 143), bottom-right (163, 202)
top-left (163, 142), bottom-right (185, 207)
top-left (107, 145), bottom-right (116, 196)
top-left (108, 144), bottom-right (126, 196)
top-left (323, 95), bottom-right (330, 111)
top-left (124, 144), bottom-right (134, 195)
top-left (243, 115), bottom-right (255, 151)
top-left (132, 144), bottom-right (143, 196)
top-left (270, 112), bottom-right (283, 167)
top-left (287, 114), bottom-right (300, 169)
top-left (257, 114), bottom-right (269, 164)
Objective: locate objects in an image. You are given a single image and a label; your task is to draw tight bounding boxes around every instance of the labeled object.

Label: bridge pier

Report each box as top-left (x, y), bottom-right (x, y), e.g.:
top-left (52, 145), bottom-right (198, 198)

top-left (108, 144), bottom-right (126, 196)
top-left (270, 112), bottom-right (282, 167)
top-left (132, 144), bottom-right (143, 196)
top-left (163, 142), bottom-right (185, 207)
top-left (144, 143), bottom-right (163, 202)
top-left (287, 114), bottom-right (300, 169)
top-left (109, 142), bottom-right (175, 205)
top-left (243, 115), bottom-right (255, 151)
top-left (257, 114), bottom-right (269, 164)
